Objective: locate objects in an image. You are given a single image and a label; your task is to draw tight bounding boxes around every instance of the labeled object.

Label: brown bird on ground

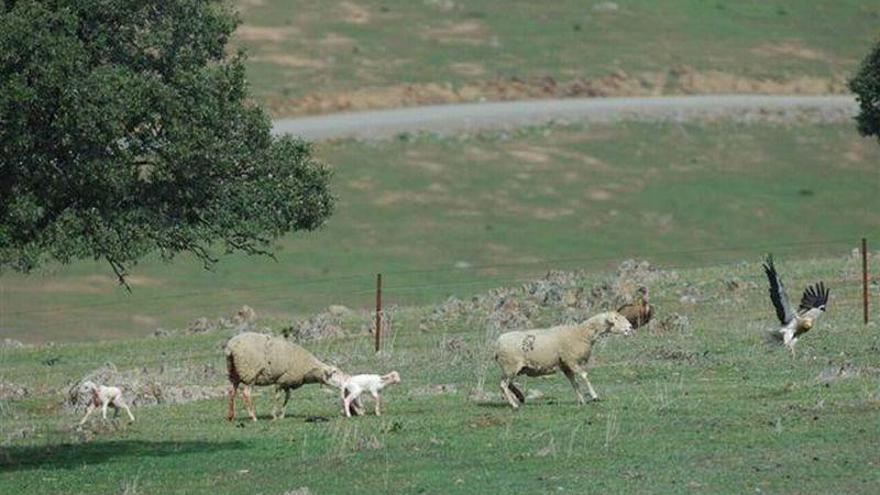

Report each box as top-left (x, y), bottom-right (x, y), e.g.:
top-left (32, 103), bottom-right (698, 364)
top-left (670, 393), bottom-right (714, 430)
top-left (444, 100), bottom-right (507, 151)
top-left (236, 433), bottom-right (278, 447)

top-left (617, 286), bottom-right (653, 329)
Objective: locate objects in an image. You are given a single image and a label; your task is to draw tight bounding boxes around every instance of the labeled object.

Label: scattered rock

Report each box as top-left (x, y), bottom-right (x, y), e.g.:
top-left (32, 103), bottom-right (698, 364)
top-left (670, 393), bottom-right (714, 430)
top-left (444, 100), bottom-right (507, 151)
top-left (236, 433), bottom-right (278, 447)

top-left (410, 383), bottom-right (458, 396)
top-left (468, 389), bottom-right (495, 403)
top-left (187, 317), bottom-right (214, 334)
top-left (326, 305), bottom-right (352, 317)
top-left (356, 435), bottom-right (384, 451)
top-left (419, 296), bottom-right (472, 331)
top-left (723, 277), bottom-right (757, 293)
top-left (592, 1), bottom-right (618, 13)
top-left (152, 328), bottom-right (172, 338)
top-left (485, 296), bottom-right (534, 333)
top-left (0, 381), bottom-right (29, 400)
top-left (230, 305), bottom-right (257, 328)
top-left (656, 313), bottom-right (691, 334)
top-left (815, 361), bottom-right (879, 384)
top-left (0, 338), bottom-right (27, 349)
top-left (289, 311), bottom-right (346, 341)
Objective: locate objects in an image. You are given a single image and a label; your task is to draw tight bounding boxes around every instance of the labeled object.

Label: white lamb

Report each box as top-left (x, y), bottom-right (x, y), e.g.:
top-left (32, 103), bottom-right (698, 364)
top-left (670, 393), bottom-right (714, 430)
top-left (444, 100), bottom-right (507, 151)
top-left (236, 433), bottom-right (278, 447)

top-left (340, 371), bottom-right (401, 417)
top-left (78, 381), bottom-right (135, 425)
top-left (494, 311), bottom-right (633, 408)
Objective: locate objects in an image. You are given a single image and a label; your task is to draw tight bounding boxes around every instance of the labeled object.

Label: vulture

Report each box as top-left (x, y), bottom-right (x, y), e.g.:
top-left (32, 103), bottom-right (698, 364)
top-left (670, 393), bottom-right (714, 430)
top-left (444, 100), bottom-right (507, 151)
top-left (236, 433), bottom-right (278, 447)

top-left (617, 286), bottom-right (653, 329)
top-left (762, 254), bottom-right (830, 356)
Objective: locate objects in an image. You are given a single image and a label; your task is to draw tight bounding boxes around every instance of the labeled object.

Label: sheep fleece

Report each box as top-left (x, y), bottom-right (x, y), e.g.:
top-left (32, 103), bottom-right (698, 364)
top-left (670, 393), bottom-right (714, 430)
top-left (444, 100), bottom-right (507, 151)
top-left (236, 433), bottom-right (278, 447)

top-left (225, 333), bottom-right (327, 387)
top-left (495, 321), bottom-right (603, 376)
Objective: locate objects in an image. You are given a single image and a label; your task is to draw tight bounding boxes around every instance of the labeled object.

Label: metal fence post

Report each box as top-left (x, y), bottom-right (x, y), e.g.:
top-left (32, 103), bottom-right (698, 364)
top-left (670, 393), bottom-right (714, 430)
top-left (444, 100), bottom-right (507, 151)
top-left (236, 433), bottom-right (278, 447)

top-left (375, 273), bottom-right (383, 352)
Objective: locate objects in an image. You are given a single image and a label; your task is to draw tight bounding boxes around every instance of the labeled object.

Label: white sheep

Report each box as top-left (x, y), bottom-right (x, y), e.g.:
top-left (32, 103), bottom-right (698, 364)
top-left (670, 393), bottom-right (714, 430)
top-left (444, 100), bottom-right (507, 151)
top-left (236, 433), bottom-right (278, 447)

top-left (78, 381), bottom-right (135, 425)
top-left (494, 311), bottom-right (633, 408)
top-left (339, 371), bottom-right (401, 417)
top-left (224, 332), bottom-right (347, 421)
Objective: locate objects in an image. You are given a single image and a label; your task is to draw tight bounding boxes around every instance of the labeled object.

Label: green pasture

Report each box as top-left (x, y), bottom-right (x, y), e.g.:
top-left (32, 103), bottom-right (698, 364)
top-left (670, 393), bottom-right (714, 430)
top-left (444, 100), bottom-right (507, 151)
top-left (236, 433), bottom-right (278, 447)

top-left (2, 258), bottom-right (879, 493)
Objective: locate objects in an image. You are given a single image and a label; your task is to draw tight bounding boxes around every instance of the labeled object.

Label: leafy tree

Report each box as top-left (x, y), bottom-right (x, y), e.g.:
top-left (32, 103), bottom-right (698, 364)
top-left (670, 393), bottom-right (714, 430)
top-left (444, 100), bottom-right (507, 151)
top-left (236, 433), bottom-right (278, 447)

top-left (850, 38), bottom-right (880, 142)
top-left (0, 0), bottom-right (333, 287)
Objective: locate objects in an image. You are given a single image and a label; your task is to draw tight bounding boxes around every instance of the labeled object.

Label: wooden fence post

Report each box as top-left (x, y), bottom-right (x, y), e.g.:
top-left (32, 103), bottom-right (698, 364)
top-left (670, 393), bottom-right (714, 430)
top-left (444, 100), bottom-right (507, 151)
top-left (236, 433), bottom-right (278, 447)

top-left (375, 273), bottom-right (383, 352)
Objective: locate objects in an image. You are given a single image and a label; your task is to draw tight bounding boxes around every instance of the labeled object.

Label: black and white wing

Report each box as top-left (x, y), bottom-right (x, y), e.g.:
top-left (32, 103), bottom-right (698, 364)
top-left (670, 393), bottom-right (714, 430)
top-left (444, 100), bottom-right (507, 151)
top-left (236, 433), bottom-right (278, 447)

top-left (799, 281), bottom-right (829, 314)
top-left (762, 254), bottom-right (795, 324)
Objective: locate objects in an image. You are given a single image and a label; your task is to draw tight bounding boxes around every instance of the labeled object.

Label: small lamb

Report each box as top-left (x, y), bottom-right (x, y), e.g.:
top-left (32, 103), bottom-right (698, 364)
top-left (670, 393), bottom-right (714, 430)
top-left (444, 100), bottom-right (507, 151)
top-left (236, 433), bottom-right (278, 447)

top-left (340, 371), bottom-right (401, 417)
top-left (78, 381), bottom-right (135, 425)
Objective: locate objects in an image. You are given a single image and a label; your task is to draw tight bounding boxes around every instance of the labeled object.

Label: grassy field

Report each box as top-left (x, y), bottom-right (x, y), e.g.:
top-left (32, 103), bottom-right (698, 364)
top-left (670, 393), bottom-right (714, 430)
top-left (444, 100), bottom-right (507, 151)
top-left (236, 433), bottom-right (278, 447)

top-left (231, 0), bottom-right (879, 115)
top-left (2, 257), bottom-right (879, 494)
top-left (2, 121), bottom-right (877, 343)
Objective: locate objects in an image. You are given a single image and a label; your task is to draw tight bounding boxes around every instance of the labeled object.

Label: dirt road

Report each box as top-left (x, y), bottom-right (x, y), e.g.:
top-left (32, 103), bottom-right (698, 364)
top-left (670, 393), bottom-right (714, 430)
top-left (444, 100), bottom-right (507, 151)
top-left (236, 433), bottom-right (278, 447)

top-left (272, 94), bottom-right (857, 141)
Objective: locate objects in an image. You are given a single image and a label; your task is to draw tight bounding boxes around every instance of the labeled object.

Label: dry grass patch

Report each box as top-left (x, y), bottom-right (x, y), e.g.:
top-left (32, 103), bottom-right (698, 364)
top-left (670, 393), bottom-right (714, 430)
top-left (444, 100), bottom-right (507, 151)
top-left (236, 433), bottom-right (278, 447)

top-left (340, 1), bottom-right (371, 24)
top-left (234, 25), bottom-right (299, 43)
top-left (449, 62), bottom-right (487, 77)
top-left (421, 21), bottom-right (491, 45)
top-left (751, 40), bottom-right (832, 62)
top-left (252, 54), bottom-right (329, 69)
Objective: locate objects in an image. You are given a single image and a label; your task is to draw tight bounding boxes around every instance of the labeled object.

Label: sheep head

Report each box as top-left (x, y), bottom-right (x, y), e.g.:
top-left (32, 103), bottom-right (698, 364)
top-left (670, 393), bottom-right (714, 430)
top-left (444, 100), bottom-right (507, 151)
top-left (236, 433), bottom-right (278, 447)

top-left (602, 311), bottom-right (634, 337)
top-left (322, 366), bottom-right (349, 389)
top-left (382, 371), bottom-right (401, 385)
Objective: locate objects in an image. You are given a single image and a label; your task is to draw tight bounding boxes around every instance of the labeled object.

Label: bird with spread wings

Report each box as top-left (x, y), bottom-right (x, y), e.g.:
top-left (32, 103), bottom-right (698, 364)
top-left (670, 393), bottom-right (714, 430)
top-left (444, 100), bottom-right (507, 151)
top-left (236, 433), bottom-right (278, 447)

top-left (762, 254), bottom-right (830, 356)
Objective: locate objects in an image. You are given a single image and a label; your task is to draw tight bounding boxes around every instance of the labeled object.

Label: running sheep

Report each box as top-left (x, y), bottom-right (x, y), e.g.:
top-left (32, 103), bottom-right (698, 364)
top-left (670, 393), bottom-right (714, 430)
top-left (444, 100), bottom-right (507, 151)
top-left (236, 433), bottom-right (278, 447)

top-left (224, 332), bottom-right (347, 421)
top-left (494, 311), bottom-right (633, 408)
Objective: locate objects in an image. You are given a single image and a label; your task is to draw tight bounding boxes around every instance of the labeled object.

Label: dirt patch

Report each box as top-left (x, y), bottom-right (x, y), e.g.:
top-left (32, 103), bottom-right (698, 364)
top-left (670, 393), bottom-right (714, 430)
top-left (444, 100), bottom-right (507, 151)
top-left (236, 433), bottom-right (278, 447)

top-left (130, 314), bottom-right (158, 327)
top-left (340, 1), bottom-right (371, 24)
top-left (588, 188), bottom-right (613, 201)
top-left (449, 62), bottom-right (487, 77)
top-left (252, 54), bottom-right (329, 69)
top-left (265, 67), bottom-right (848, 117)
top-left (235, 25), bottom-right (299, 43)
top-left (751, 40), bottom-right (832, 62)
top-left (508, 148), bottom-right (553, 164)
top-left (422, 21), bottom-right (491, 45)
top-left (319, 32), bottom-right (356, 48)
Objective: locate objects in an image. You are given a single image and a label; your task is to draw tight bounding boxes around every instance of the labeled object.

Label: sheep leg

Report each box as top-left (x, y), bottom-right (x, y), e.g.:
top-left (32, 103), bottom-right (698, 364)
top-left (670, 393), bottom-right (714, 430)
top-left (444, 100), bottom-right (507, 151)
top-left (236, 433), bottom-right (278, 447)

top-left (508, 383), bottom-right (525, 404)
top-left (343, 393), bottom-right (355, 418)
top-left (272, 388), bottom-right (285, 420)
top-left (101, 399), bottom-right (110, 420)
top-left (227, 384), bottom-right (238, 421)
top-left (241, 386), bottom-right (257, 422)
top-left (352, 396), bottom-right (365, 416)
top-left (281, 389), bottom-right (291, 418)
top-left (117, 399), bottom-right (135, 422)
top-left (499, 378), bottom-right (520, 409)
top-left (571, 365), bottom-right (599, 401)
top-left (79, 404), bottom-right (97, 425)
top-left (562, 367), bottom-right (587, 405)
top-left (371, 391), bottom-right (381, 416)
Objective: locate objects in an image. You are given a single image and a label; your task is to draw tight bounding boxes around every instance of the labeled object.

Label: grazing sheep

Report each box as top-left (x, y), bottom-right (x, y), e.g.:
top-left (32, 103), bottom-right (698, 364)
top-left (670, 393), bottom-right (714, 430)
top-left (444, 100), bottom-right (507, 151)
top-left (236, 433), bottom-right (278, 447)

top-left (617, 286), bottom-right (653, 329)
top-left (340, 371), bottom-right (401, 417)
top-left (224, 332), bottom-right (346, 421)
top-left (78, 381), bottom-right (135, 425)
top-left (494, 311), bottom-right (633, 408)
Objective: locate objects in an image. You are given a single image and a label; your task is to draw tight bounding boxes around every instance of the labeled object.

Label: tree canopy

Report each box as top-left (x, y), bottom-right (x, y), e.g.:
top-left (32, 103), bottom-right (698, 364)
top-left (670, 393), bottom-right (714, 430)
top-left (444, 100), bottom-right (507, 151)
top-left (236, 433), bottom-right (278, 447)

top-left (850, 38), bottom-right (880, 142)
top-left (0, 0), bottom-right (334, 285)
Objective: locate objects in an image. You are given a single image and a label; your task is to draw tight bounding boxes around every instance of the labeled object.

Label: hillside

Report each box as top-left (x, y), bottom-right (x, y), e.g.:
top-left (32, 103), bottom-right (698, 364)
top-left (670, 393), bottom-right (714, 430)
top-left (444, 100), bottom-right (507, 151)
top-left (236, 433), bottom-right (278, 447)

top-left (3, 120), bottom-right (877, 343)
top-left (232, 0), bottom-right (878, 116)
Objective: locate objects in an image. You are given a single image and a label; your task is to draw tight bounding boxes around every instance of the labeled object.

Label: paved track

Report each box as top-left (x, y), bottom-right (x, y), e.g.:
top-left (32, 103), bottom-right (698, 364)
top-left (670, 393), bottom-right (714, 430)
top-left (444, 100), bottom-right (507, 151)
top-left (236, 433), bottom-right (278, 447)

top-left (272, 94), bottom-right (857, 141)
